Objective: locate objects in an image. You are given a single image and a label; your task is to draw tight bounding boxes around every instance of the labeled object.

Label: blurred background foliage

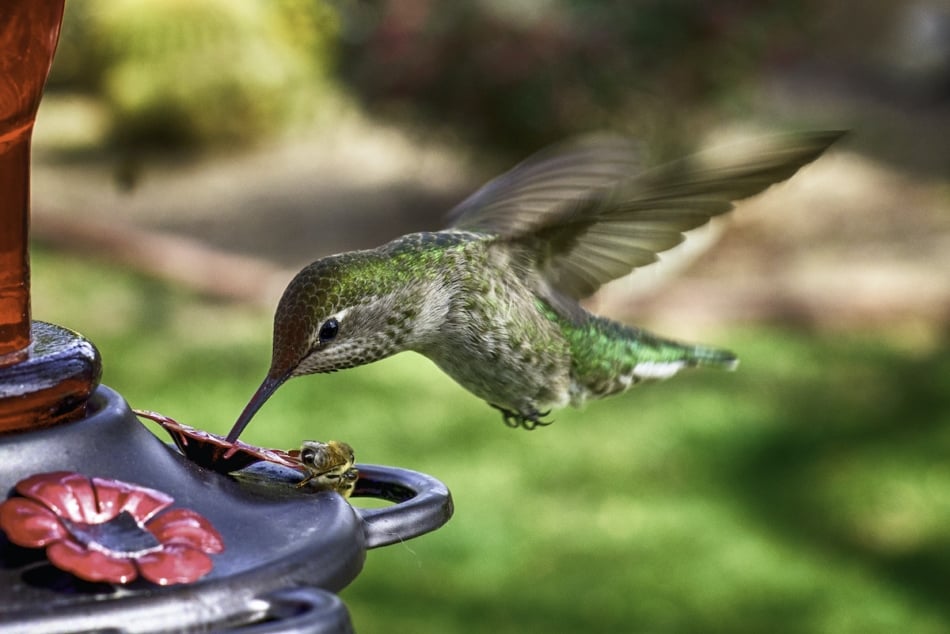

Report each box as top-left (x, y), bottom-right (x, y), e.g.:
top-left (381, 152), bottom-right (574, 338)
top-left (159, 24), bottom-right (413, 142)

top-left (26, 0), bottom-right (950, 632)
top-left (41, 0), bottom-right (832, 155)
top-left (49, 0), bottom-right (340, 149)
top-left (334, 0), bottom-right (817, 155)
top-left (42, 0), bottom-right (950, 167)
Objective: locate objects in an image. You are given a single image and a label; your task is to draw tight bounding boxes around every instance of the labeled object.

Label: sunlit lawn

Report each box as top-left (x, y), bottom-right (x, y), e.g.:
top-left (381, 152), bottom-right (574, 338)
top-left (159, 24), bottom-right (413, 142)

top-left (32, 246), bottom-right (950, 633)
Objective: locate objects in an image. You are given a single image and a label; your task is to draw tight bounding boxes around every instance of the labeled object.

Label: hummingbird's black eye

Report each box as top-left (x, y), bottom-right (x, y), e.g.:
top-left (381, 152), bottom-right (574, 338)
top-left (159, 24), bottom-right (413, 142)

top-left (318, 318), bottom-right (339, 343)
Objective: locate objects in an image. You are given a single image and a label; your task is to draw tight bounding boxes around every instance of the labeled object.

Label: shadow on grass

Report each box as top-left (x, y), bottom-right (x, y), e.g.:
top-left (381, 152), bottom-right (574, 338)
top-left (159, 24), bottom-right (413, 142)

top-left (727, 332), bottom-right (950, 621)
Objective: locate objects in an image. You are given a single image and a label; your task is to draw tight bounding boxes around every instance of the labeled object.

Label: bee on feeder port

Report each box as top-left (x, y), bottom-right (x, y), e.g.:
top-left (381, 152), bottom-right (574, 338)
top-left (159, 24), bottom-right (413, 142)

top-left (293, 440), bottom-right (358, 497)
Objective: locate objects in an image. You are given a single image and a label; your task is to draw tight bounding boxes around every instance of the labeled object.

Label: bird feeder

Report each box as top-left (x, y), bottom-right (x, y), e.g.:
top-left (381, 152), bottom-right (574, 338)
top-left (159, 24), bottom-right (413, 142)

top-left (0, 3), bottom-right (452, 631)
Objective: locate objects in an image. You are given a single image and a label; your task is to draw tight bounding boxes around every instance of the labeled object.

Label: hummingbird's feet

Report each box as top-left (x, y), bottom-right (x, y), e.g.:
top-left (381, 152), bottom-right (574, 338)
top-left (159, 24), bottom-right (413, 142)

top-left (492, 404), bottom-right (553, 430)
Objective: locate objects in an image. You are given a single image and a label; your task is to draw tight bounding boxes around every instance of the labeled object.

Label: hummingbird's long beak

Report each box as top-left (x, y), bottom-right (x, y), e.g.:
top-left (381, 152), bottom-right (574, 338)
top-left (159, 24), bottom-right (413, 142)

top-left (225, 372), bottom-right (289, 442)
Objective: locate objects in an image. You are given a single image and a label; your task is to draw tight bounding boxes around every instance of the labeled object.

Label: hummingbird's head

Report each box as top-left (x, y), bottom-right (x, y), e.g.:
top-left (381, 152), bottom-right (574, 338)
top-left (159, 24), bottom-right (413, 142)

top-left (227, 251), bottom-right (422, 441)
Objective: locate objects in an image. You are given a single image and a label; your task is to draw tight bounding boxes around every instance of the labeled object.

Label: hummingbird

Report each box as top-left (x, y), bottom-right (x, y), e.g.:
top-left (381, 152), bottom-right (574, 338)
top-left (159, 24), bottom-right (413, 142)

top-left (226, 130), bottom-right (842, 441)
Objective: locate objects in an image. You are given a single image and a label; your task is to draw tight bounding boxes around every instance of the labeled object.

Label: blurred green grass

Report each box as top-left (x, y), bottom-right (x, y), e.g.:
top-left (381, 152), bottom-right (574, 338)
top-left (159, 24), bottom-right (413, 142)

top-left (31, 246), bottom-right (950, 633)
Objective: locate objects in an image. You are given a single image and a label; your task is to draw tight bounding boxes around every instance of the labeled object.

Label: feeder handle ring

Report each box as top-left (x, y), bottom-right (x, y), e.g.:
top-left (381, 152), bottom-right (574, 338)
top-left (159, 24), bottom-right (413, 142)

top-left (352, 464), bottom-right (454, 549)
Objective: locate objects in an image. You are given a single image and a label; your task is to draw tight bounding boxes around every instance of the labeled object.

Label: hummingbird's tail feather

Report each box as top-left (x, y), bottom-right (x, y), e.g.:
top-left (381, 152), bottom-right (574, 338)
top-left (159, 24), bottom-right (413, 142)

top-left (623, 342), bottom-right (738, 382)
top-left (687, 344), bottom-right (739, 372)
top-left (562, 312), bottom-right (739, 404)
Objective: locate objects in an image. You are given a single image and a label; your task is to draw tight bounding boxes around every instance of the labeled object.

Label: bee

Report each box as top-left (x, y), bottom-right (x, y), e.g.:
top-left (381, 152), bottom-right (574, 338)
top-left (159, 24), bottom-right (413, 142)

top-left (291, 440), bottom-right (358, 498)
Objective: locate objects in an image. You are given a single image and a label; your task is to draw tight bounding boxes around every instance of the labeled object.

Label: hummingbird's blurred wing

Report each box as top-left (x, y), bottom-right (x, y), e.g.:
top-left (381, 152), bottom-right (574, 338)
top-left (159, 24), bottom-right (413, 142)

top-left (449, 131), bottom-right (843, 300)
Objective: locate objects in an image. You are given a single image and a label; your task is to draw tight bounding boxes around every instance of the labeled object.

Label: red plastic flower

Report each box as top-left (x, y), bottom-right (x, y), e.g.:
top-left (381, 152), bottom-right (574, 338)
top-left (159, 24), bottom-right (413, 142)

top-left (0, 472), bottom-right (224, 585)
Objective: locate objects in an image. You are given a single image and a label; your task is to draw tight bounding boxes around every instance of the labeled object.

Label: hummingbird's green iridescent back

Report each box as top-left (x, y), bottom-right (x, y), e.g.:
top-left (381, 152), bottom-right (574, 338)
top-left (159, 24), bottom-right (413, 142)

top-left (227, 130), bottom-right (843, 440)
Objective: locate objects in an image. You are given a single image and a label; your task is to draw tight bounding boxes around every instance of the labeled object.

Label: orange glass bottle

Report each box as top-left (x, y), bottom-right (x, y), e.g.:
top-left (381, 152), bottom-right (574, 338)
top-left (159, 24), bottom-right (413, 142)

top-left (0, 1), bottom-right (101, 432)
top-left (0, 0), bottom-right (65, 360)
